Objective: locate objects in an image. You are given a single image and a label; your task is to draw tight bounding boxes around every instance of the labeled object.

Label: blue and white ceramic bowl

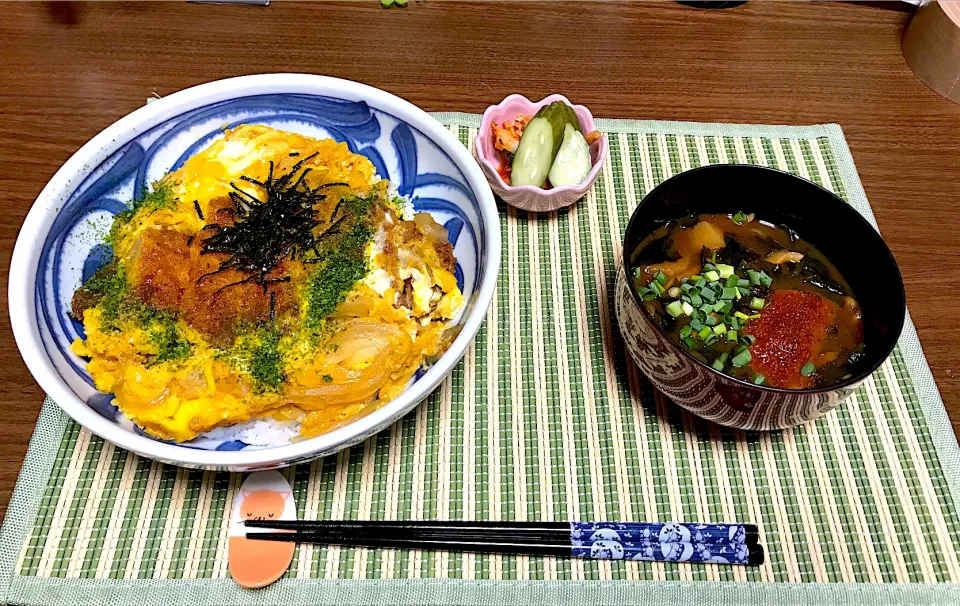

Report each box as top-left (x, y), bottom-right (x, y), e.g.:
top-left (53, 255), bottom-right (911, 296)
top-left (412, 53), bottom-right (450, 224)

top-left (9, 74), bottom-right (500, 470)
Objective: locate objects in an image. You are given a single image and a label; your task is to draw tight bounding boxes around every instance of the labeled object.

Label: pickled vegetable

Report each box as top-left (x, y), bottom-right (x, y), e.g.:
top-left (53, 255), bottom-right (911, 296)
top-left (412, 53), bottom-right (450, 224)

top-left (533, 101), bottom-right (581, 151)
top-left (548, 123), bottom-right (592, 186)
top-left (510, 117), bottom-right (555, 187)
top-left (511, 101), bottom-right (583, 187)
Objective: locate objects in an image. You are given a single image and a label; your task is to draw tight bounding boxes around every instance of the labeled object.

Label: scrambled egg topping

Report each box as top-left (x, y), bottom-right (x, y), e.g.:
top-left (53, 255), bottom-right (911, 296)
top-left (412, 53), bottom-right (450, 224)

top-left (71, 125), bottom-right (464, 442)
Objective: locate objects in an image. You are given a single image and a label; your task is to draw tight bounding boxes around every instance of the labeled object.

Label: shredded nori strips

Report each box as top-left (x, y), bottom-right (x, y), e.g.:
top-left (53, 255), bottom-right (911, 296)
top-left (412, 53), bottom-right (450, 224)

top-left (196, 152), bottom-right (348, 294)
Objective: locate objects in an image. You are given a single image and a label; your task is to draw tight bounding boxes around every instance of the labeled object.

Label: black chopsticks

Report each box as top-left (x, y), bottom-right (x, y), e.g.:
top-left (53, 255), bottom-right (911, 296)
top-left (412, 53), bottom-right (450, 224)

top-left (244, 520), bottom-right (763, 565)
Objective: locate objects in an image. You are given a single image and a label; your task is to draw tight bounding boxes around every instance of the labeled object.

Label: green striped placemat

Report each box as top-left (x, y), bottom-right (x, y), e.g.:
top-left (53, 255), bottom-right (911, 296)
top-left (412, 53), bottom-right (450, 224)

top-left (1, 116), bottom-right (959, 606)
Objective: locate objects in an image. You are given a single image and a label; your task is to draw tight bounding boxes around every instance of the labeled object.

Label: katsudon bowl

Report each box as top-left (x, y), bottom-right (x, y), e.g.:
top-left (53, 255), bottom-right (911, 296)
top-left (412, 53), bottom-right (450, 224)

top-left (614, 165), bottom-right (905, 431)
top-left (9, 74), bottom-right (500, 470)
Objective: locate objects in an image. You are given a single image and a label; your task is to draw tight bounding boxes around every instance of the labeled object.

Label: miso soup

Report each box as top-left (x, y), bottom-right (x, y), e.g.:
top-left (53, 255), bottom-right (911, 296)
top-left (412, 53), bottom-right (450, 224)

top-left (631, 212), bottom-right (864, 389)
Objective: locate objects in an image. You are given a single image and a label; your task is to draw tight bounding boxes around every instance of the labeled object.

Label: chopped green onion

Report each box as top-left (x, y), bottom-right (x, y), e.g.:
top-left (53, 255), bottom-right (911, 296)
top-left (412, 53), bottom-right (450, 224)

top-left (734, 288), bottom-right (743, 300)
top-left (748, 269), bottom-right (761, 286)
top-left (725, 276), bottom-right (739, 287)
top-left (734, 344), bottom-right (748, 355)
top-left (681, 301), bottom-right (694, 316)
top-left (753, 374), bottom-right (766, 385)
top-left (741, 334), bottom-right (756, 345)
top-left (712, 359), bottom-right (725, 371)
top-left (720, 301), bottom-right (733, 315)
top-left (704, 334), bottom-right (718, 346)
top-left (732, 211), bottom-right (748, 224)
top-left (680, 283), bottom-right (694, 293)
top-left (721, 287), bottom-right (737, 300)
top-left (699, 288), bottom-right (716, 303)
top-left (731, 349), bottom-right (752, 367)
top-left (705, 315), bottom-right (718, 326)
top-left (713, 323), bottom-right (727, 335)
top-left (690, 319), bottom-right (704, 331)
top-left (665, 301), bottom-right (684, 318)
top-left (702, 263), bottom-right (716, 272)
top-left (730, 316), bottom-right (740, 331)
top-left (704, 270), bottom-right (720, 282)
top-left (634, 267), bottom-right (644, 278)
top-left (650, 280), bottom-right (665, 296)
top-left (711, 250), bottom-right (718, 264)
top-left (737, 286), bottom-right (750, 296)
top-left (734, 311), bottom-right (750, 320)
top-left (727, 329), bottom-right (738, 342)
top-left (689, 274), bottom-right (702, 282)
top-left (668, 286), bottom-right (681, 298)
top-left (717, 264), bottom-right (735, 279)
top-left (698, 326), bottom-right (713, 340)
top-left (695, 277), bottom-right (706, 289)
top-left (737, 278), bottom-right (750, 288)
top-left (690, 294), bottom-right (703, 307)
top-left (758, 270), bottom-right (773, 287)
top-left (679, 325), bottom-right (693, 338)
top-left (681, 337), bottom-right (697, 350)
top-left (747, 313), bottom-right (761, 319)
top-left (717, 353), bottom-right (729, 364)
top-left (655, 270), bottom-right (668, 285)
top-left (750, 298), bottom-right (765, 311)
top-left (801, 361), bottom-right (816, 376)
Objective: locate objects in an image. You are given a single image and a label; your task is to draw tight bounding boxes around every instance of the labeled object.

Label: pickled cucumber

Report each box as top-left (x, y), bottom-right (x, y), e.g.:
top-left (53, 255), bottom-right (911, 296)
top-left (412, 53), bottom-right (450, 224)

top-left (511, 102), bottom-right (583, 187)
top-left (510, 117), bottom-right (554, 187)
top-left (532, 101), bottom-right (581, 155)
top-left (548, 123), bottom-right (592, 186)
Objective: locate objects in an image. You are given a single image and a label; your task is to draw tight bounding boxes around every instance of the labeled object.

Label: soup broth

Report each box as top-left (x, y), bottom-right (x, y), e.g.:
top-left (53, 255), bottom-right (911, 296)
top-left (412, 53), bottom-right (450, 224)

top-left (631, 213), bottom-right (864, 389)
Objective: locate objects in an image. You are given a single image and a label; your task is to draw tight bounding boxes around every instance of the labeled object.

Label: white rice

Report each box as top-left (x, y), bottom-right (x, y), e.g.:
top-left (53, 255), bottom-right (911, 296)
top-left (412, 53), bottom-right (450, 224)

top-left (201, 419), bottom-right (301, 447)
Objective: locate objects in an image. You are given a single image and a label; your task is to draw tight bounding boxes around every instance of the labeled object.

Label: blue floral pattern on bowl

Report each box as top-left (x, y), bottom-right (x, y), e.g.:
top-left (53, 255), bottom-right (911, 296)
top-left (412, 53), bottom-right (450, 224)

top-left (37, 93), bottom-right (485, 452)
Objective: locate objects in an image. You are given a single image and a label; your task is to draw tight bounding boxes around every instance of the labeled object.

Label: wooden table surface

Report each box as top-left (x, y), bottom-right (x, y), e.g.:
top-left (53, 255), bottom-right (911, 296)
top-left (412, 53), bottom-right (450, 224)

top-left (1, 0), bottom-right (958, 519)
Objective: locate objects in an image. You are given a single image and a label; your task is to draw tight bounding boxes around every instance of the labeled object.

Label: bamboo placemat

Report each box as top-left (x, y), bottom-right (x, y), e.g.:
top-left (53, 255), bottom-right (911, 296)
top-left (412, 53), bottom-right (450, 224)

top-left (1, 116), bottom-right (959, 606)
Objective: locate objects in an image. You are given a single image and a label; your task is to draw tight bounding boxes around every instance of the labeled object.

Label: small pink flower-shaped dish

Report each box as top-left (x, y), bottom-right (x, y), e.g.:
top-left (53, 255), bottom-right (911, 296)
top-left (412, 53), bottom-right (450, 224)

top-left (473, 94), bottom-right (608, 213)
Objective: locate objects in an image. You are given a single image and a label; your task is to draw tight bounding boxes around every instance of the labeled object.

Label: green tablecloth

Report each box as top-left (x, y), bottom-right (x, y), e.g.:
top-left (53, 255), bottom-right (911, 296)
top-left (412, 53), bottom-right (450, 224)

top-left (1, 116), bottom-right (958, 605)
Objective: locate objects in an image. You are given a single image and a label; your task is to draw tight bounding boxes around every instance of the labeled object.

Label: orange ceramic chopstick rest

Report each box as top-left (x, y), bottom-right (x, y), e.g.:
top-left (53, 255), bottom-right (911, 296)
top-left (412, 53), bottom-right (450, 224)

top-left (228, 471), bottom-right (296, 589)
